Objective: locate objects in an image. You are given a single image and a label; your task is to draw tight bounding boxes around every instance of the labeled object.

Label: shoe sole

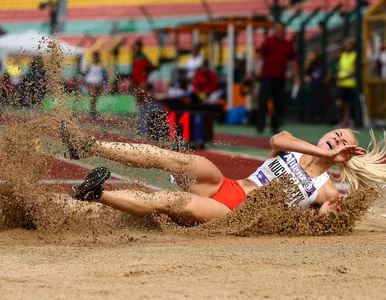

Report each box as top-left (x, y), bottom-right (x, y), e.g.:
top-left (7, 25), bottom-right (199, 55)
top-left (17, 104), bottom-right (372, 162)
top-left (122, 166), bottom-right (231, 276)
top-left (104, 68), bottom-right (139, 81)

top-left (70, 168), bottom-right (111, 201)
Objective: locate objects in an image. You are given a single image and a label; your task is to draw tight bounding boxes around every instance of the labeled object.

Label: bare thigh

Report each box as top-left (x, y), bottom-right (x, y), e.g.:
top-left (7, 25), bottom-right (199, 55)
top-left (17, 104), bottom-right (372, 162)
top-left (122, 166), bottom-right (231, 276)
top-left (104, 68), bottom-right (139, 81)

top-left (99, 189), bottom-right (231, 227)
top-left (156, 191), bottom-right (231, 226)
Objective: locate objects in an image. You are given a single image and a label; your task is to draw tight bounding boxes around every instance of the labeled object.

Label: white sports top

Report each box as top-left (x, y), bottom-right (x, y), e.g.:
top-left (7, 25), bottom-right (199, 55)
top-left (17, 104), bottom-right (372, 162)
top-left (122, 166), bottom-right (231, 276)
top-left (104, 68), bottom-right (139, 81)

top-left (248, 152), bottom-right (330, 208)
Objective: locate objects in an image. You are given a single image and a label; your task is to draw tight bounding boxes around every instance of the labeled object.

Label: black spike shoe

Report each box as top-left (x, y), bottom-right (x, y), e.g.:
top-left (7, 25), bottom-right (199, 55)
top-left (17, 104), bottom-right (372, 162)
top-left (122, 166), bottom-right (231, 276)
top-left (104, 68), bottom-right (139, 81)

top-left (70, 167), bottom-right (111, 201)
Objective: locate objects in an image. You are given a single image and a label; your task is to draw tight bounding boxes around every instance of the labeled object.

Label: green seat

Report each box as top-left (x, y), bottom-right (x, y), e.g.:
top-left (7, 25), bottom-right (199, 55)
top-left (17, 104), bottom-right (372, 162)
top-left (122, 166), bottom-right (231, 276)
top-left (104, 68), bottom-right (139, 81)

top-left (43, 94), bottom-right (137, 114)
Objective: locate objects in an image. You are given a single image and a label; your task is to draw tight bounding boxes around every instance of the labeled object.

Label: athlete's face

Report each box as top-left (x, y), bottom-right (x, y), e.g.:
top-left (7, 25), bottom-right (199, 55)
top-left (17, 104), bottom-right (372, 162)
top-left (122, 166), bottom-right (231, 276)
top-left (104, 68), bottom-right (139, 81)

top-left (318, 129), bottom-right (358, 158)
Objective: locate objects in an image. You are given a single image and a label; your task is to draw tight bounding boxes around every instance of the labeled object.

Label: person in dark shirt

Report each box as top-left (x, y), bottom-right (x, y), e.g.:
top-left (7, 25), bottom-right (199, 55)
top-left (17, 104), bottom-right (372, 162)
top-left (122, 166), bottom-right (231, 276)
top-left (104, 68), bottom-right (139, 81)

top-left (304, 48), bottom-right (328, 123)
top-left (131, 38), bottom-right (161, 138)
top-left (256, 22), bottom-right (300, 134)
top-left (325, 48), bottom-right (342, 124)
top-left (131, 39), bottom-right (154, 92)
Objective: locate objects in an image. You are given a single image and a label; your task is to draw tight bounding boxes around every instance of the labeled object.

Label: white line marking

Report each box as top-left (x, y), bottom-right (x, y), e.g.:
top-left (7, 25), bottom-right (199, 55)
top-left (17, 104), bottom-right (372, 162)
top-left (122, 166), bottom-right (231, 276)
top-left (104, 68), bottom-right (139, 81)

top-left (53, 155), bottom-right (160, 190)
top-left (39, 179), bottom-right (128, 185)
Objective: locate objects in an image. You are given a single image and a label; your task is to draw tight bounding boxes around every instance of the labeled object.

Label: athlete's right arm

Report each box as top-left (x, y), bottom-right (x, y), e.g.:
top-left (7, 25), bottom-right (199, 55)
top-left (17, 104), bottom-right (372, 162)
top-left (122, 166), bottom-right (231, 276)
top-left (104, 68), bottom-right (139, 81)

top-left (269, 131), bottom-right (366, 162)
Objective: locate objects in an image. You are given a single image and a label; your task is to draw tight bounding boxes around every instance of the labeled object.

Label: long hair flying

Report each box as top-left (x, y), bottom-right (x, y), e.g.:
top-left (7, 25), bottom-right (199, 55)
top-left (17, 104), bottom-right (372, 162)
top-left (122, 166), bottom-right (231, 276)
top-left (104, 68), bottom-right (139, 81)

top-left (339, 130), bottom-right (386, 192)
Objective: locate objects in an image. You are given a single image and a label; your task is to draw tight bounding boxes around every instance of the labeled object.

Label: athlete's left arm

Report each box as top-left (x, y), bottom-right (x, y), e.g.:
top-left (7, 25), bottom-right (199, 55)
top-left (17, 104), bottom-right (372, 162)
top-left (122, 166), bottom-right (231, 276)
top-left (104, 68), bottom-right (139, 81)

top-left (314, 185), bottom-right (342, 222)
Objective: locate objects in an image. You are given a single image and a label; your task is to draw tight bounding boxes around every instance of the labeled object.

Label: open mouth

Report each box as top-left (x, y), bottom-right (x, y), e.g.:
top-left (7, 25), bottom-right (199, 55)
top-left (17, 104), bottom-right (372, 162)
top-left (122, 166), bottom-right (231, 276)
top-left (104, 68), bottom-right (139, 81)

top-left (326, 141), bottom-right (333, 150)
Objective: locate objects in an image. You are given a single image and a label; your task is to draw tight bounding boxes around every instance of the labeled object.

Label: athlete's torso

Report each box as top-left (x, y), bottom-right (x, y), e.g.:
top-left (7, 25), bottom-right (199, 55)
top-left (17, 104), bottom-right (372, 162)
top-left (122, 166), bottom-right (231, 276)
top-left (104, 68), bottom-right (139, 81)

top-left (247, 152), bottom-right (330, 208)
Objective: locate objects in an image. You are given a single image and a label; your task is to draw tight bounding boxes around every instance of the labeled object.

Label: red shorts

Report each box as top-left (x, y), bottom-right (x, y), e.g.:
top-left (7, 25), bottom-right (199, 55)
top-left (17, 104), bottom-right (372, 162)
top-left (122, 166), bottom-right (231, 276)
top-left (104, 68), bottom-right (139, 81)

top-left (210, 176), bottom-right (246, 210)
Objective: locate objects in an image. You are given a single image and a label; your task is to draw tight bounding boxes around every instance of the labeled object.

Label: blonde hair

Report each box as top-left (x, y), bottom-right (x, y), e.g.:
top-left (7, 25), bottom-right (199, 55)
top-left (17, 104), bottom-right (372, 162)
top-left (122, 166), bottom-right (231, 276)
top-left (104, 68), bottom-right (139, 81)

top-left (338, 130), bottom-right (386, 192)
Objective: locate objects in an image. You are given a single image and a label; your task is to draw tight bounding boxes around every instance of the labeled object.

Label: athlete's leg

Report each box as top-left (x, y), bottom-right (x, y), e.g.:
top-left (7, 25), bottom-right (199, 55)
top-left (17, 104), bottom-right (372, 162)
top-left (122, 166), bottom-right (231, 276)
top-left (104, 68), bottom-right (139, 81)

top-left (60, 121), bottom-right (223, 197)
top-left (97, 189), bottom-right (231, 226)
top-left (71, 167), bottom-right (230, 225)
top-left (92, 142), bottom-right (223, 197)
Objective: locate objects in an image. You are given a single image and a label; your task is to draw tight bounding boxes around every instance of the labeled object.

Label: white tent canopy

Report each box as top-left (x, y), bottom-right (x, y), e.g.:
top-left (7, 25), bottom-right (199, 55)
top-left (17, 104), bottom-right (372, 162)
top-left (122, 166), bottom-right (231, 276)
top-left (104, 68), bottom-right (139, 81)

top-left (0, 30), bottom-right (84, 60)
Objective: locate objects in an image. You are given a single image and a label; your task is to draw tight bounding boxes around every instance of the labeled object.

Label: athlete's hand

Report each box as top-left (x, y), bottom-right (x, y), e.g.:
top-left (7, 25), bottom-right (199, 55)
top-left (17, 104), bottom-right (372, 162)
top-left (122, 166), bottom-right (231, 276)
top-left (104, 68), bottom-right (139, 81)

top-left (316, 195), bottom-right (343, 222)
top-left (327, 145), bottom-right (367, 164)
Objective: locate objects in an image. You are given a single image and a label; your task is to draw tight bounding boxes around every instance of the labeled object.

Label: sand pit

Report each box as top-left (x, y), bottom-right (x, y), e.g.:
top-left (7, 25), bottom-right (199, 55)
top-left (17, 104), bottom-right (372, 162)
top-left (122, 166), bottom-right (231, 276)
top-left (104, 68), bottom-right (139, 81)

top-left (0, 210), bottom-right (386, 300)
top-left (0, 186), bottom-right (385, 300)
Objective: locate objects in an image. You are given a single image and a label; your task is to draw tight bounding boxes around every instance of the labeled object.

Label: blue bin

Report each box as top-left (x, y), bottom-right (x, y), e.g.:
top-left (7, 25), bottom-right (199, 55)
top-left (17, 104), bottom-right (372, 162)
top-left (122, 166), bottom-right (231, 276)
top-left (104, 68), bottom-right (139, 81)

top-left (226, 106), bottom-right (248, 124)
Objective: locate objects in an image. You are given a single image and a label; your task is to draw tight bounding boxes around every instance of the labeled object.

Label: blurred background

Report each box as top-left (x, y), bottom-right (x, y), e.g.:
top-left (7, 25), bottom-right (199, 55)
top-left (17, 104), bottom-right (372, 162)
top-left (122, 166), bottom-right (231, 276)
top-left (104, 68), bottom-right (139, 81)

top-left (0, 0), bottom-right (385, 140)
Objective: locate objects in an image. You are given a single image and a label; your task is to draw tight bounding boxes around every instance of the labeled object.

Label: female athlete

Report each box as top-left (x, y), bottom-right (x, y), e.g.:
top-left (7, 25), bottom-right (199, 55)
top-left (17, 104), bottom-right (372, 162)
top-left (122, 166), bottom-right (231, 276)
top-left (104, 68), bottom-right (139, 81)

top-left (60, 121), bottom-right (385, 225)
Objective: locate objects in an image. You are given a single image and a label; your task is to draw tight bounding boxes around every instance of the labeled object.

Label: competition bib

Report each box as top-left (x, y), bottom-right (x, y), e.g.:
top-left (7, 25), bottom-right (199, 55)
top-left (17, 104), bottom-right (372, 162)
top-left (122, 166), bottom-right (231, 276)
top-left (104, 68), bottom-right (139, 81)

top-left (252, 152), bottom-right (317, 207)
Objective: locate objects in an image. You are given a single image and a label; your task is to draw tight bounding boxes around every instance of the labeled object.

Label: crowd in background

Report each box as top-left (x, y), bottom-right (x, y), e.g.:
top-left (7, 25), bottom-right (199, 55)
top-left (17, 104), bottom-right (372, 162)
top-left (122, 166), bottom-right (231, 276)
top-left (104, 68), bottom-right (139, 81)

top-left (0, 22), bottom-right (361, 133)
top-left (0, 56), bottom-right (48, 107)
top-left (161, 22), bottom-right (360, 133)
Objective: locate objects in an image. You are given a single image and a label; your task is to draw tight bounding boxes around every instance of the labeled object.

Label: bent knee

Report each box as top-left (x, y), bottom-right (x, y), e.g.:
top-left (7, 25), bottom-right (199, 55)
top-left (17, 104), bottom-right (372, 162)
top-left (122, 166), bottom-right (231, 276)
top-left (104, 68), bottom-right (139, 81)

top-left (174, 154), bottom-right (200, 169)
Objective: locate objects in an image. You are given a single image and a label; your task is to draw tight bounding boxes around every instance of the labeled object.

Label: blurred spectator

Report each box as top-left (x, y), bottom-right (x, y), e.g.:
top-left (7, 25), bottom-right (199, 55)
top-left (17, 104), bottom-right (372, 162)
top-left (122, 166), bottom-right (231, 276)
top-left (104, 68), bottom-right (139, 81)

top-left (186, 43), bottom-right (204, 82)
top-left (131, 39), bottom-right (155, 93)
top-left (64, 55), bottom-right (85, 94)
top-left (84, 52), bottom-right (108, 118)
top-left (131, 38), bottom-right (160, 137)
top-left (255, 21), bottom-right (300, 134)
top-left (7, 57), bottom-right (23, 89)
top-left (192, 60), bottom-right (219, 103)
top-left (336, 38), bottom-right (357, 128)
top-left (325, 48), bottom-right (342, 123)
top-left (234, 52), bottom-right (246, 84)
top-left (1, 73), bottom-right (16, 105)
top-left (326, 48), bottom-right (342, 89)
top-left (74, 55), bottom-right (85, 92)
top-left (39, 0), bottom-right (58, 34)
top-left (241, 72), bottom-right (259, 124)
top-left (304, 48), bottom-right (328, 123)
top-left (20, 56), bottom-right (48, 106)
top-left (378, 42), bottom-right (386, 78)
top-left (167, 68), bottom-right (190, 98)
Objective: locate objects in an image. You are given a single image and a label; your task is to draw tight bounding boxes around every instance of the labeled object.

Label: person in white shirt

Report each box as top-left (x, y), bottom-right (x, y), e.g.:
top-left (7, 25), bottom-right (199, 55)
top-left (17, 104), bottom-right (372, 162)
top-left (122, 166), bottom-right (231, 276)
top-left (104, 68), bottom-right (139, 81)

top-left (84, 52), bottom-right (108, 118)
top-left (186, 43), bottom-right (204, 83)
